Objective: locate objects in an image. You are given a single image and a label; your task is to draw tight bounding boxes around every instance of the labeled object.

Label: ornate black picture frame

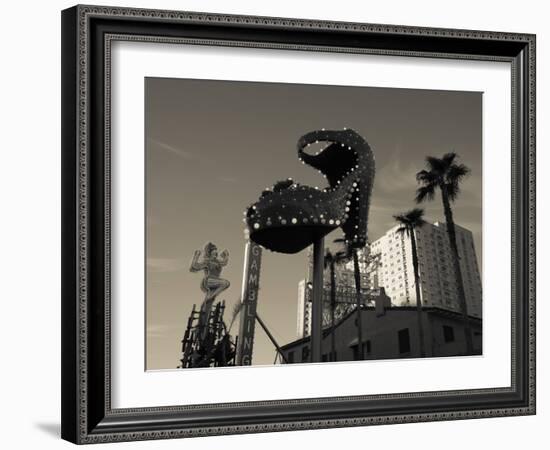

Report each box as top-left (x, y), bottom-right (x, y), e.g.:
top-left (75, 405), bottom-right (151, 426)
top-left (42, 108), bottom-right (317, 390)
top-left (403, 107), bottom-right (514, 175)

top-left (61, 4), bottom-right (536, 444)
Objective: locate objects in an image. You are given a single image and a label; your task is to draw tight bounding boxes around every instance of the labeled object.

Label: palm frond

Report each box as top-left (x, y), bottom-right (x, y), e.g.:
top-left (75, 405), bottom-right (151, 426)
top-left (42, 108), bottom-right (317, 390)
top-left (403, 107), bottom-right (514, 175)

top-left (441, 152), bottom-right (458, 168)
top-left (324, 249), bottom-right (334, 268)
top-left (416, 169), bottom-right (438, 184)
top-left (394, 208), bottom-right (425, 234)
top-left (393, 213), bottom-right (409, 224)
top-left (395, 226), bottom-right (409, 236)
top-left (415, 184), bottom-right (436, 203)
top-left (416, 152), bottom-right (469, 205)
top-left (445, 180), bottom-right (462, 201)
top-left (425, 156), bottom-right (446, 174)
top-left (407, 207), bottom-right (426, 226)
top-left (334, 250), bottom-right (349, 261)
top-left (444, 158), bottom-right (469, 202)
top-left (446, 163), bottom-right (470, 183)
top-left (333, 237), bottom-right (353, 258)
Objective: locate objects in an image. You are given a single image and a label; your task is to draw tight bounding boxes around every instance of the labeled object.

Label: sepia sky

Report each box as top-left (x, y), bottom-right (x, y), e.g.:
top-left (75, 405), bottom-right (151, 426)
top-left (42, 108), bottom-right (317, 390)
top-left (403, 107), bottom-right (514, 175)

top-left (145, 78), bottom-right (482, 370)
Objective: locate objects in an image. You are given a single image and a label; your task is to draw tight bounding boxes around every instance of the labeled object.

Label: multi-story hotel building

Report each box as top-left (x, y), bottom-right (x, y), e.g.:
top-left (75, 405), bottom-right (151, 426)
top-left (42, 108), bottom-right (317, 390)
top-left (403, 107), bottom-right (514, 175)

top-left (296, 221), bottom-right (482, 338)
top-left (370, 221), bottom-right (482, 318)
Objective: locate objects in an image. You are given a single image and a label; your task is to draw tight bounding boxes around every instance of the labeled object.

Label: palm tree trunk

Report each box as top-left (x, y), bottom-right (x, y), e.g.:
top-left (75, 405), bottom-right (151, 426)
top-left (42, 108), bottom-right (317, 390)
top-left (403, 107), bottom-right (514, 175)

top-left (352, 249), bottom-right (363, 360)
top-left (410, 229), bottom-right (426, 357)
top-left (330, 260), bottom-right (336, 361)
top-left (441, 187), bottom-right (474, 354)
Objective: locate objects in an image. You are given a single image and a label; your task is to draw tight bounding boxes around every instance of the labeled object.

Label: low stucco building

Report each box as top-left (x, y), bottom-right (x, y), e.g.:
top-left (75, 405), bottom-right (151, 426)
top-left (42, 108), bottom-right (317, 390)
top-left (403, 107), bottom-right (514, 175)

top-left (280, 299), bottom-right (482, 363)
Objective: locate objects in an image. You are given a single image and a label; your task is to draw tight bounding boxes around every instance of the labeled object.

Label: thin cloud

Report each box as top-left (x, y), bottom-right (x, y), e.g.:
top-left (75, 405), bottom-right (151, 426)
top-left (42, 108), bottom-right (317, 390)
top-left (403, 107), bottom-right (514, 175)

top-left (375, 151), bottom-right (419, 195)
top-left (148, 137), bottom-right (195, 160)
top-left (147, 324), bottom-right (173, 339)
top-left (147, 257), bottom-right (188, 273)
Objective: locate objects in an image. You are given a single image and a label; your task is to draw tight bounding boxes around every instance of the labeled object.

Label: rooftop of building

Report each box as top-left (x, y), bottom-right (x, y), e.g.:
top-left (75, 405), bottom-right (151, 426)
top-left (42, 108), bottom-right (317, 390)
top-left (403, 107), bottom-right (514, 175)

top-left (281, 305), bottom-right (482, 350)
top-left (371, 221), bottom-right (473, 244)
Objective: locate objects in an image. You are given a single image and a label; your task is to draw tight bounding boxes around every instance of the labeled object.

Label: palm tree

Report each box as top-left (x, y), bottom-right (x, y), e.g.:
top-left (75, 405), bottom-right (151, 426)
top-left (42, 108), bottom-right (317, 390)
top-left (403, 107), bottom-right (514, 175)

top-left (324, 249), bottom-right (337, 362)
top-left (394, 208), bottom-right (427, 357)
top-left (334, 238), bottom-right (364, 360)
top-left (415, 152), bottom-right (473, 354)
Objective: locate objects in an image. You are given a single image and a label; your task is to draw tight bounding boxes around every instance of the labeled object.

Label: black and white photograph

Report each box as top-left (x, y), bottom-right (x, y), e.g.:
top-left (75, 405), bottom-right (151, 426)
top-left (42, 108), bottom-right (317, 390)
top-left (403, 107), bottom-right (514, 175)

top-left (145, 78), bottom-right (483, 370)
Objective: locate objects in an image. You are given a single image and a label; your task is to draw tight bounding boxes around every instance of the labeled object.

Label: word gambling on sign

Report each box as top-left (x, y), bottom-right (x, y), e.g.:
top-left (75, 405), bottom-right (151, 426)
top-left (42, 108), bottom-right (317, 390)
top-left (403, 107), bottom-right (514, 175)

top-left (236, 241), bottom-right (262, 365)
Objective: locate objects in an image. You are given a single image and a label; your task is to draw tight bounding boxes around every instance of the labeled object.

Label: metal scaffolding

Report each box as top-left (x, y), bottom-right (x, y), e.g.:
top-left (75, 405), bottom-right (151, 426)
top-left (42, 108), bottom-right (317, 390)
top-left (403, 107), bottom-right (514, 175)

top-left (178, 301), bottom-right (237, 368)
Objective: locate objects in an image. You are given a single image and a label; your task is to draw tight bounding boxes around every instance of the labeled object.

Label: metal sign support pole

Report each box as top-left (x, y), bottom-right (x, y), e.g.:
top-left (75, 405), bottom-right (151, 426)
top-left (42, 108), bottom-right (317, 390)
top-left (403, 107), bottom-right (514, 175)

top-left (310, 237), bottom-right (324, 363)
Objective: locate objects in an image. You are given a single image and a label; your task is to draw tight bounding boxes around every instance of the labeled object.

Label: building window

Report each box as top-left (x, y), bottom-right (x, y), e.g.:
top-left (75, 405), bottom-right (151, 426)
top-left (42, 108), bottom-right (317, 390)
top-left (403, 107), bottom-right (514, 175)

top-left (351, 341), bottom-right (371, 360)
top-left (443, 325), bottom-right (455, 342)
top-left (398, 328), bottom-right (411, 354)
top-left (351, 344), bottom-right (360, 360)
top-left (301, 346), bottom-right (310, 362)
